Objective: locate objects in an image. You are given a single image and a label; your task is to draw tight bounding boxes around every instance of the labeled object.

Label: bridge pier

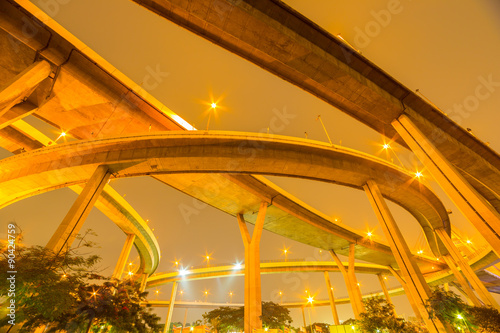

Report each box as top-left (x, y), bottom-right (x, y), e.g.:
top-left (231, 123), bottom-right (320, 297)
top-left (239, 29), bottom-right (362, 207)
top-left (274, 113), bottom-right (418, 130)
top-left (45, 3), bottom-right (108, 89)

top-left (46, 165), bottom-right (111, 255)
top-left (393, 115), bottom-right (500, 257)
top-left (435, 228), bottom-right (499, 309)
top-left (441, 255), bottom-right (482, 307)
top-left (237, 201), bottom-right (267, 333)
top-left (164, 282), bottom-right (178, 333)
top-left (387, 266), bottom-right (423, 321)
top-left (329, 246), bottom-right (364, 319)
top-left (364, 180), bottom-right (451, 332)
top-left (324, 271), bottom-right (340, 325)
top-left (377, 273), bottom-right (395, 315)
top-left (113, 234), bottom-right (136, 279)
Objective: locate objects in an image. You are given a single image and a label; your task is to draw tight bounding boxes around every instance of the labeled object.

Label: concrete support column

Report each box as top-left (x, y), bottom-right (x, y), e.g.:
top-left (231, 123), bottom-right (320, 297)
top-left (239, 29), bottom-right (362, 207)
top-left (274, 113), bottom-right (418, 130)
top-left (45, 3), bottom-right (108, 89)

top-left (441, 255), bottom-right (481, 306)
top-left (329, 248), bottom-right (364, 318)
top-left (301, 306), bottom-right (307, 332)
top-left (387, 266), bottom-right (422, 321)
top-left (364, 180), bottom-right (450, 332)
top-left (377, 274), bottom-right (394, 312)
top-left (324, 271), bottom-right (340, 325)
top-left (0, 60), bottom-right (51, 117)
top-left (237, 201), bottom-right (267, 333)
top-left (435, 228), bottom-right (499, 309)
top-left (139, 273), bottom-right (149, 292)
top-left (392, 115), bottom-right (500, 257)
top-left (46, 165), bottom-right (111, 255)
top-left (112, 234), bottom-right (136, 279)
top-left (164, 282), bottom-right (178, 333)
top-left (182, 308), bottom-right (188, 329)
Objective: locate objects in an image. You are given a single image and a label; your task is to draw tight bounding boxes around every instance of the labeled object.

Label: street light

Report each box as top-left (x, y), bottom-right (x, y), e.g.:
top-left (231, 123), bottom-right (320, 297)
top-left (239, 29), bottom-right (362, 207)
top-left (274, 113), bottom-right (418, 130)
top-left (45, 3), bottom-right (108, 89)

top-left (307, 296), bottom-right (314, 333)
top-left (229, 291), bottom-right (233, 303)
top-left (206, 103), bottom-right (217, 131)
top-left (281, 246), bottom-right (290, 261)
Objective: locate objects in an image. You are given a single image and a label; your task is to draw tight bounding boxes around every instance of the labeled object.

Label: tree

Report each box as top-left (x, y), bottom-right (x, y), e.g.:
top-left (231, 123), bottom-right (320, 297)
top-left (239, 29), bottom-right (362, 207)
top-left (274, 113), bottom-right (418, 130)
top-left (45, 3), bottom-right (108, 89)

top-left (467, 306), bottom-right (500, 333)
top-left (202, 302), bottom-right (292, 333)
top-left (202, 307), bottom-right (244, 333)
top-left (357, 297), bottom-right (424, 333)
top-left (425, 287), bottom-right (473, 331)
top-left (426, 287), bottom-right (500, 333)
top-left (0, 229), bottom-right (161, 332)
top-left (261, 301), bottom-right (292, 328)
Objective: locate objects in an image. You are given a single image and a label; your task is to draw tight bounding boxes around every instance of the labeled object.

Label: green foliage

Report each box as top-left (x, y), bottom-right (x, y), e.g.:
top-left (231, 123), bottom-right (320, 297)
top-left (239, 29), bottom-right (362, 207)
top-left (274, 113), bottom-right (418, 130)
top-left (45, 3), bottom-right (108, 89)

top-left (357, 297), bottom-right (425, 333)
top-left (261, 301), bottom-right (292, 328)
top-left (0, 229), bottom-right (161, 333)
top-left (202, 302), bottom-right (292, 332)
top-left (467, 306), bottom-right (500, 333)
top-left (426, 287), bottom-right (500, 333)
top-left (202, 306), bottom-right (244, 332)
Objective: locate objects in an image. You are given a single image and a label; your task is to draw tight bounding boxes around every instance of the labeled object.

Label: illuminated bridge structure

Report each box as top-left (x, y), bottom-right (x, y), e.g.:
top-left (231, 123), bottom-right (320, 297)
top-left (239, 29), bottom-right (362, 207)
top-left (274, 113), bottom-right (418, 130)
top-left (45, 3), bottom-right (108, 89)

top-left (2, 1), bottom-right (500, 332)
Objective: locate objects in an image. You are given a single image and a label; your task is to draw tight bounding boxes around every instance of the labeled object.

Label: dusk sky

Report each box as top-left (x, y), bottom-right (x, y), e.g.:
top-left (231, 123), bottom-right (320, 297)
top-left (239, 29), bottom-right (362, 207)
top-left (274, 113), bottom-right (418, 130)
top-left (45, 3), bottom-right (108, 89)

top-left (2, 0), bottom-right (500, 326)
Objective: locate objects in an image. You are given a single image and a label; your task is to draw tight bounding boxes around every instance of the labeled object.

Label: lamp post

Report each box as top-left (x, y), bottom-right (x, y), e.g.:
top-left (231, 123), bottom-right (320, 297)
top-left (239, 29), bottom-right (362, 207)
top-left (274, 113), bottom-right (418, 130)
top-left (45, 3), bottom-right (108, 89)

top-left (307, 296), bottom-right (314, 333)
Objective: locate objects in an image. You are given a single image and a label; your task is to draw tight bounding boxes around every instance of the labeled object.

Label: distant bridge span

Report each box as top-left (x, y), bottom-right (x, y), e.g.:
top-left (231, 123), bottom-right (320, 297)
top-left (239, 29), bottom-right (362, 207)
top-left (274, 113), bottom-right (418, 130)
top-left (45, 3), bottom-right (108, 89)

top-left (0, 131), bottom-right (451, 270)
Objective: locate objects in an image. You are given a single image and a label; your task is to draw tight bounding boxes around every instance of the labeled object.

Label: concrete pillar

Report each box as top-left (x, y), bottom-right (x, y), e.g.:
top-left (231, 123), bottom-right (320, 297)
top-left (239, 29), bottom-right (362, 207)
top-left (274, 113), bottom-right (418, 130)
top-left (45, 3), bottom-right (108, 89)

top-left (237, 201), bottom-right (267, 333)
top-left (377, 273), bottom-right (394, 313)
top-left (441, 255), bottom-right (481, 307)
top-left (387, 266), bottom-right (422, 321)
top-left (164, 282), bottom-right (178, 333)
top-left (452, 282), bottom-right (475, 306)
top-left (329, 248), bottom-right (363, 318)
top-left (324, 271), bottom-right (340, 325)
top-left (364, 180), bottom-right (450, 332)
top-left (435, 228), bottom-right (499, 309)
top-left (46, 165), bottom-right (111, 255)
top-left (139, 273), bottom-right (149, 292)
top-left (347, 243), bottom-right (364, 313)
top-left (0, 60), bottom-right (51, 117)
top-left (182, 308), bottom-right (188, 329)
top-left (112, 234), bottom-right (136, 279)
top-left (301, 306), bottom-right (307, 333)
top-left (392, 115), bottom-right (500, 257)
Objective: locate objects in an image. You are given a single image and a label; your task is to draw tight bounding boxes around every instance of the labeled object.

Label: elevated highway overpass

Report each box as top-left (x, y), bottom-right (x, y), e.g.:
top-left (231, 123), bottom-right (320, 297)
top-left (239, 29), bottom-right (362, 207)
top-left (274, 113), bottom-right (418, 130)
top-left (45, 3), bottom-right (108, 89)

top-left (1, 1), bottom-right (500, 331)
top-left (131, 0), bottom-right (500, 259)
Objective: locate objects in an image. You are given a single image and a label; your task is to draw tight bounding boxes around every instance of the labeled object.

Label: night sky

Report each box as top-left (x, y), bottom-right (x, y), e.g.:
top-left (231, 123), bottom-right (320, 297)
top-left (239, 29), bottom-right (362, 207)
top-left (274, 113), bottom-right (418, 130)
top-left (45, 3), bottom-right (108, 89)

top-left (2, 0), bottom-right (500, 326)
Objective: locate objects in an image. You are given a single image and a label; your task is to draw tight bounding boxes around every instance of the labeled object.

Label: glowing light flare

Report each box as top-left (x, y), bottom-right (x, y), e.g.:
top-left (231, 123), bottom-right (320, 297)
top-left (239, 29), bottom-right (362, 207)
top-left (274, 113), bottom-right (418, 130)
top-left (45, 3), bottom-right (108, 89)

top-left (415, 171), bottom-right (423, 178)
top-left (383, 143), bottom-right (390, 150)
top-left (211, 103), bottom-right (217, 109)
top-left (457, 314), bottom-right (463, 320)
top-left (178, 268), bottom-right (189, 276)
top-left (55, 130), bottom-right (68, 142)
top-left (307, 296), bottom-right (314, 304)
top-left (233, 261), bottom-right (243, 270)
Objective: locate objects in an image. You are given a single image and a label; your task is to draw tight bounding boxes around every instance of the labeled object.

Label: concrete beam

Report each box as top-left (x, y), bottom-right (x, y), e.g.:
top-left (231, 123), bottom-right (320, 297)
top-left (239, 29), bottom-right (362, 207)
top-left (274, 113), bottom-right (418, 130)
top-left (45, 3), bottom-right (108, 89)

top-left (364, 180), bottom-right (450, 332)
top-left (46, 165), bottom-right (111, 255)
top-left (0, 60), bottom-right (51, 117)
top-left (393, 115), bottom-right (500, 257)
